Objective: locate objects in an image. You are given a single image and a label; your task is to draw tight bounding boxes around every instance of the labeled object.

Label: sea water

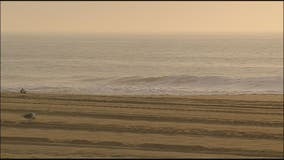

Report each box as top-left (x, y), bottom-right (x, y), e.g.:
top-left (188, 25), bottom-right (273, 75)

top-left (1, 33), bottom-right (283, 95)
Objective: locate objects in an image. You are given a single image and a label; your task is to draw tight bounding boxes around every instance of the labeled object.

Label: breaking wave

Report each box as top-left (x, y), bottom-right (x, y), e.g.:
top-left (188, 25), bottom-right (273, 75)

top-left (2, 75), bottom-right (283, 95)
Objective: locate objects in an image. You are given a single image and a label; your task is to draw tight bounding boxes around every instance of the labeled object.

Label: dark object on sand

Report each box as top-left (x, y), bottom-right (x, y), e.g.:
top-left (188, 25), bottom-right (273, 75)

top-left (23, 112), bottom-right (36, 120)
top-left (20, 88), bottom-right (27, 94)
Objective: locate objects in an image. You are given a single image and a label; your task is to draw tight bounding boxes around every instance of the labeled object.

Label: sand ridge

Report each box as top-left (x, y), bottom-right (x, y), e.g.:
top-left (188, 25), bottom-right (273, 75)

top-left (1, 92), bottom-right (283, 158)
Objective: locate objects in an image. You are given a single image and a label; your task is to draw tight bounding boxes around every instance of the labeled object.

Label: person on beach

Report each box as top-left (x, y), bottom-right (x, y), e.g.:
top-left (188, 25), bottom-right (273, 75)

top-left (20, 88), bottom-right (27, 94)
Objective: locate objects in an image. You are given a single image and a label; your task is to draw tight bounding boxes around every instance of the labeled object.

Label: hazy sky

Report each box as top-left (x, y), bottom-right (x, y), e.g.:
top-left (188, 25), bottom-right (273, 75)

top-left (1, 1), bottom-right (283, 34)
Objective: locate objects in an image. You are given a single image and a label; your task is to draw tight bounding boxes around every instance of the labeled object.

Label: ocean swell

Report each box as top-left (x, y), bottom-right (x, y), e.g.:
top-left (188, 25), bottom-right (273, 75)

top-left (2, 75), bottom-right (282, 95)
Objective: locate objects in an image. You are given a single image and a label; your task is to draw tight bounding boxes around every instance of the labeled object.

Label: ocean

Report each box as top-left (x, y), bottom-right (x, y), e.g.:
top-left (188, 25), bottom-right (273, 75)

top-left (1, 33), bottom-right (283, 95)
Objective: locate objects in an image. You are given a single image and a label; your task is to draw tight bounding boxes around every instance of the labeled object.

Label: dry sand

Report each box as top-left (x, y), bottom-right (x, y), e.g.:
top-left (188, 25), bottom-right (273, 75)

top-left (1, 92), bottom-right (283, 158)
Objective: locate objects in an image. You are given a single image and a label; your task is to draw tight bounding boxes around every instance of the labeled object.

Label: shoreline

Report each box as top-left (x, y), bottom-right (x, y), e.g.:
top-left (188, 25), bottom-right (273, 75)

top-left (1, 91), bottom-right (283, 102)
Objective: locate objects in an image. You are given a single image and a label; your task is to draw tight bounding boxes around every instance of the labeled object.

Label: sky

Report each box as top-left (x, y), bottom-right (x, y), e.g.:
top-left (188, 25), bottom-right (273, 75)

top-left (1, 1), bottom-right (283, 34)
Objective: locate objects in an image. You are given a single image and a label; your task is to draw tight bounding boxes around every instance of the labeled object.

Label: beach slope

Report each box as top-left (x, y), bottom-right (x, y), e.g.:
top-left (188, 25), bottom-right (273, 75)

top-left (1, 92), bottom-right (283, 158)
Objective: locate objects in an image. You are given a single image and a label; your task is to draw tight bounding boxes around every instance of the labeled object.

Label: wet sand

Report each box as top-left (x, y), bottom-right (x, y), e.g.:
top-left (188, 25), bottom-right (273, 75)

top-left (1, 92), bottom-right (283, 158)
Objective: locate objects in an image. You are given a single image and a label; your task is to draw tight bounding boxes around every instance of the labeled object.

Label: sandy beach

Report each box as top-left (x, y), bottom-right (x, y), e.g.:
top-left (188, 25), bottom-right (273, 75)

top-left (1, 92), bottom-right (283, 158)
top-left (2, 2), bottom-right (283, 158)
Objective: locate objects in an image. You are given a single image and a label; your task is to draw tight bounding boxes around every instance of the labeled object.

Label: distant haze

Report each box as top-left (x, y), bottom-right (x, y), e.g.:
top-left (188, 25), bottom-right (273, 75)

top-left (1, 1), bottom-right (283, 34)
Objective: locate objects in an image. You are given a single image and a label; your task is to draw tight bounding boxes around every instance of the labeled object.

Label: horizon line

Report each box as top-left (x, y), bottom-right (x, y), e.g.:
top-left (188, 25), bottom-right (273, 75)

top-left (2, 31), bottom-right (283, 35)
